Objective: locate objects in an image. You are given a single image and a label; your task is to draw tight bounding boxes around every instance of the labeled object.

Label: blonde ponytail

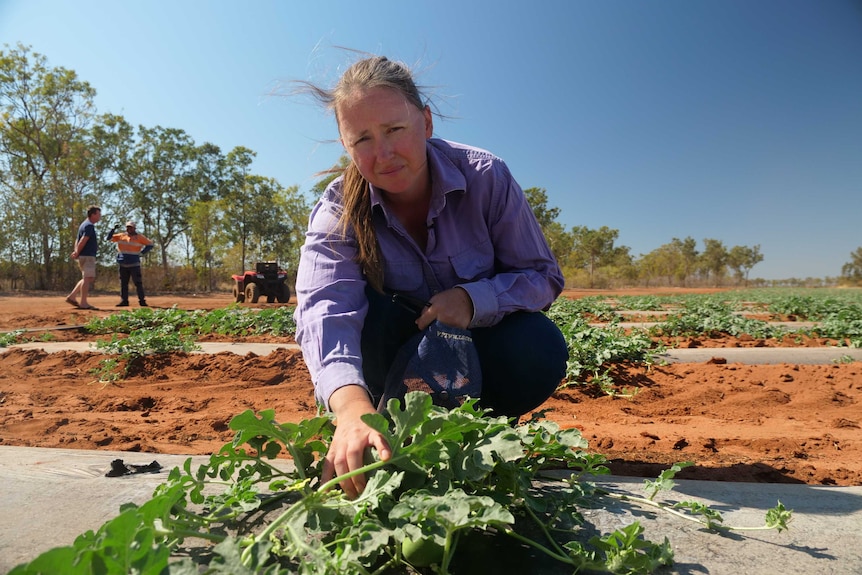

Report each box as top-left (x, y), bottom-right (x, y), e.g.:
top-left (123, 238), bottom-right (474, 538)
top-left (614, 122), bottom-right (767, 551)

top-left (339, 163), bottom-right (383, 292)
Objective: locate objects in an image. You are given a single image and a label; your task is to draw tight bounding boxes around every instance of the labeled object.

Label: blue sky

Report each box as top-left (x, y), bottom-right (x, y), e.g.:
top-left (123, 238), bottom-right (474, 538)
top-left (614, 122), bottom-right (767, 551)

top-left (2, 0), bottom-right (861, 280)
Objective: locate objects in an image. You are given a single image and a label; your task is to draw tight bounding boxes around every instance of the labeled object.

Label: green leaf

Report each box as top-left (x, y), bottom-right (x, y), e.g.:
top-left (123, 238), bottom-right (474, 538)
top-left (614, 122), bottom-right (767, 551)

top-left (765, 501), bottom-right (793, 533)
top-left (643, 461), bottom-right (693, 500)
top-left (8, 547), bottom-right (82, 575)
top-left (673, 500), bottom-right (724, 527)
top-left (229, 409), bottom-right (283, 445)
top-left (386, 391), bottom-right (436, 447)
top-left (589, 522), bottom-right (674, 574)
top-left (391, 489), bottom-right (515, 531)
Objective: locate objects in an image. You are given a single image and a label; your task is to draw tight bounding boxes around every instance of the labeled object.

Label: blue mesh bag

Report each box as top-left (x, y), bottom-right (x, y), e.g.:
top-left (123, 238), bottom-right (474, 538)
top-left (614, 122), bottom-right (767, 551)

top-left (377, 320), bottom-right (483, 411)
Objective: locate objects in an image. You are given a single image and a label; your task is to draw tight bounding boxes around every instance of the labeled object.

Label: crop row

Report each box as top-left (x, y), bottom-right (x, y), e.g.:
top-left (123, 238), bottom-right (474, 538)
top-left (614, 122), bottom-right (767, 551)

top-left (563, 288), bottom-right (862, 319)
top-left (2, 291), bottom-right (860, 391)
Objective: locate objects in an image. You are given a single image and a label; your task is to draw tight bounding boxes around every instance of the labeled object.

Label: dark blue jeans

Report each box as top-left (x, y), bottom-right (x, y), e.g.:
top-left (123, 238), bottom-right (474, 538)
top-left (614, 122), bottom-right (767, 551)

top-left (119, 265), bottom-right (146, 304)
top-left (361, 287), bottom-right (568, 418)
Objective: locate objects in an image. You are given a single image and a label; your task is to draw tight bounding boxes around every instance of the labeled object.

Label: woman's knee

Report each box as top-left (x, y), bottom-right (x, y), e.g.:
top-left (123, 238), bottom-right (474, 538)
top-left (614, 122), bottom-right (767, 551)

top-left (473, 312), bottom-right (567, 416)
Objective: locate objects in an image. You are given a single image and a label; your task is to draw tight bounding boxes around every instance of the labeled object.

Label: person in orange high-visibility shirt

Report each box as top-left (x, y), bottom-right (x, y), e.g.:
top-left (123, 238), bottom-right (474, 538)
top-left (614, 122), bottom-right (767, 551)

top-left (108, 221), bottom-right (154, 307)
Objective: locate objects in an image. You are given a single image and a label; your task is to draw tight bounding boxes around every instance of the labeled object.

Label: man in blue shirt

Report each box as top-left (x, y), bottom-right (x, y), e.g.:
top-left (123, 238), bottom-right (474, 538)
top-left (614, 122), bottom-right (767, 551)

top-left (66, 205), bottom-right (101, 310)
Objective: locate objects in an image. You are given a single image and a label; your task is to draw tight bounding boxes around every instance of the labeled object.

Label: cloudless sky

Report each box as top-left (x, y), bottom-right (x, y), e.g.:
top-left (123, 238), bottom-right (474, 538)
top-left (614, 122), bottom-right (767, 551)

top-left (2, 0), bottom-right (861, 280)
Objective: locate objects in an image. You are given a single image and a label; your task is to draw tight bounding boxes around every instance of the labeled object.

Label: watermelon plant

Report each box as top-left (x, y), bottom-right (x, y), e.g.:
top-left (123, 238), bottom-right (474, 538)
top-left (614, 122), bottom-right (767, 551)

top-left (0, 328), bottom-right (25, 347)
top-left (84, 305), bottom-right (297, 338)
top-left (89, 325), bottom-right (201, 381)
top-left (549, 311), bottom-right (661, 396)
top-left (9, 393), bottom-right (790, 574)
top-left (650, 300), bottom-right (785, 340)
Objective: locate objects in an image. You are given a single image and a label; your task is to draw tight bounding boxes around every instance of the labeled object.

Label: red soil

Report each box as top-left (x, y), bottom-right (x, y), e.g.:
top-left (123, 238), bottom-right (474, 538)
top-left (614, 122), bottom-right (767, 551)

top-left (0, 289), bottom-right (859, 486)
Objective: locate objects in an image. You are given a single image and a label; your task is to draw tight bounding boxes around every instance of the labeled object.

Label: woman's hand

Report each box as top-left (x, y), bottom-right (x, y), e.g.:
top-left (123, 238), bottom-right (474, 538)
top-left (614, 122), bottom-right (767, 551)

top-left (416, 287), bottom-right (474, 330)
top-left (322, 385), bottom-right (391, 499)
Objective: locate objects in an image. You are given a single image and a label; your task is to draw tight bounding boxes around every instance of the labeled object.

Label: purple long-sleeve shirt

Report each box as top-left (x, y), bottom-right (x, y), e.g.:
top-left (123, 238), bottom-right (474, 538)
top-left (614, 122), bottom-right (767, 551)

top-left (295, 139), bottom-right (564, 408)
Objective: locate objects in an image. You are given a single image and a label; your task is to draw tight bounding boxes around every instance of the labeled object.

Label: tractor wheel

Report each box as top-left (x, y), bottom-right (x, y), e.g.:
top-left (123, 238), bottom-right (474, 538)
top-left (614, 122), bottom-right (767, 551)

top-left (245, 282), bottom-right (261, 303)
top-left (277, 283), bottom-right (291, 303)
top-left (233, 283), bottom-right (245, 303)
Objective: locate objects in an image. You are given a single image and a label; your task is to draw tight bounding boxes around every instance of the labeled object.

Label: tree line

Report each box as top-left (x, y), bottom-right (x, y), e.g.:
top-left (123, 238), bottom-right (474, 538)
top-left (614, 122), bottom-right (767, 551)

top-left (524, 188), bottom-right (766, 288)
top-left (0, 44), bottom-right (309, 292)
top-left (1, 44), bottom-right (859, 293)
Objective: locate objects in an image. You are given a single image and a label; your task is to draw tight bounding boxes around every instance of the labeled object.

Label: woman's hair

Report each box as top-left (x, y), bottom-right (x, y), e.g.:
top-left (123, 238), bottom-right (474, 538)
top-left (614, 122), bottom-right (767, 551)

top-left (297, 56), bottom-right (427, 293)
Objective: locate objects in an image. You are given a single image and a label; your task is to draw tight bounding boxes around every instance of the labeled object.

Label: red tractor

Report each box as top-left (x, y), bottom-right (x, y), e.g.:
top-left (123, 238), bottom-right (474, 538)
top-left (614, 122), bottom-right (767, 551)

top-left (232, 262), bottom-right (291, 304)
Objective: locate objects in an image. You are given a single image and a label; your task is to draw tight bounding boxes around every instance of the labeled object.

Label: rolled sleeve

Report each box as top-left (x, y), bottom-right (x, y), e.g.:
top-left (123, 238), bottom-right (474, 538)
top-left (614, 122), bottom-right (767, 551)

top-left (294, 189), bottom-right (370, 410)
top-left (458, 280), bottom-right (499, 328)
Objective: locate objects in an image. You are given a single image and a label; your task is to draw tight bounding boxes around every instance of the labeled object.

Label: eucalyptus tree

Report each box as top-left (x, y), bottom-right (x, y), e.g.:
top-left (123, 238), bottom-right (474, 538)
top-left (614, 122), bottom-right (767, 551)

top-left (523, 186), bottom-right (572, 268)
top-left (727, 244), bottom-right (763, 285)
top-left (638, 236), bottom-right (699, 286)
top-left (254, 183), bottom-right (309, 275)
top-left (524, 187), bottom-right (560, 228)
top-left (183, 142), bottom-right (229, 287)
top-left (309, 154), bottom-right (349, 198)
top-left (189, 146), bottom-right (310, 285)
top-left (221, 174), bottom-right (303, 271)
top-left (841, 247), bottom-right (862, 286)
top-left (222, 173), bottom-right (267, 271)
top-left (187, 198), bottom-right (222, 289)
top-left (195, 142), bottom-right (226, 202)
top-left (569, 225), bottom-right (624, 288)
top-left (218, 147), bottom-right (258, 271)
top-left (672, 236), bottom-right (699, 286)
top-left (0, 44), bottom-right (100, 289)
top-left (637, 243), bottom-right (681, 286)
top-left (698, 238), bottom-right (728, 286)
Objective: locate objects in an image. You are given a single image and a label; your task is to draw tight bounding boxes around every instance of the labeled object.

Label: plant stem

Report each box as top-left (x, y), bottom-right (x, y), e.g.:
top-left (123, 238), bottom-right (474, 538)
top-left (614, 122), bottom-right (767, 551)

top-left (285, 442), bottom-right (307, 481)
top-left (242, 452), bottom-right (408, 566)
top-left (439, 529), bottom-right (458, 574)
top-left (500, 527), bottom-right (573, 565)
top-left (316, 453), bottom-right (407, 494)
top-left (524, 503), bottom-right (569, 558)
top-left (598, 489), bottom-right (727, 530)
top-left (155, 526), bottom-right (226, 543)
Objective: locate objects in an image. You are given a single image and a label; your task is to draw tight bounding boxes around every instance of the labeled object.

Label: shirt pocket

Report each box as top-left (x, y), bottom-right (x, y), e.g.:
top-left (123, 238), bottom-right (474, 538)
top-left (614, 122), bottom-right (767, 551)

top-left (383, 259), bottom-right (426, 292)
top-left (449, 239), bottom-right (494, 282)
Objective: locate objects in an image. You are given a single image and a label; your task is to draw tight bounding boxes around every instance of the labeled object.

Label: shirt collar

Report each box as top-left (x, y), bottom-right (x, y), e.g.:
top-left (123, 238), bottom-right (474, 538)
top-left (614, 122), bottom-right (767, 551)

top-left (369, 139), bottom-right (466, 217)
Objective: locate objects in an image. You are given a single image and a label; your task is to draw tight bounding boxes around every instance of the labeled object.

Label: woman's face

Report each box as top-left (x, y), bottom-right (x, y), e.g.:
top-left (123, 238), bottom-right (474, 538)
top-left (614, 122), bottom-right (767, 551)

top-left (337, 86), bottom-right (433, 200)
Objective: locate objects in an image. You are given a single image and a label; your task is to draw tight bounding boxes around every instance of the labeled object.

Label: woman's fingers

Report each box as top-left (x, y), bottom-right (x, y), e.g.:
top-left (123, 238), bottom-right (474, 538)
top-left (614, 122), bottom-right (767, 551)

top-left (322, 424), bottom-right (391, 499)
top-left (417, 287), bottom-right (473, 329)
